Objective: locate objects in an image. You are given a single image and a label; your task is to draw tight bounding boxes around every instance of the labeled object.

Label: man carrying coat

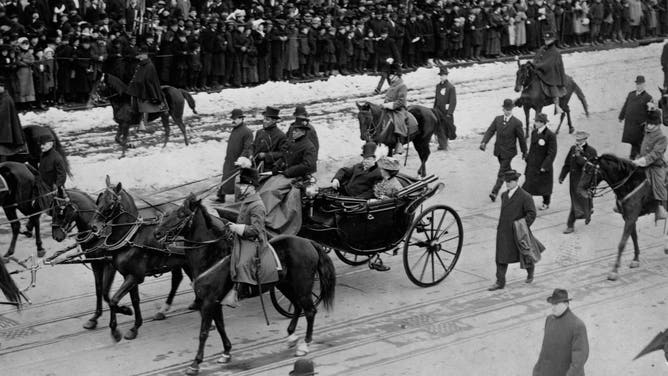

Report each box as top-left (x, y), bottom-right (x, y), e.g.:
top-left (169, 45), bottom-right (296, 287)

top-left (481, 98), bottom-right (527, 202)
top-left (559, 131), bottom-right (597, 234)
top-left (489, 169), bottom-right (537, 291)
top-left (217, 108), bottom-right (253, 203)
top-left (619, 75), bottom-right (653, 159)
top-left (433, 66), bottom-right (457, 151)
top-left (523, 113), bottom-right (558, 211)
top-left (533, 289), bottom-right (589, 376)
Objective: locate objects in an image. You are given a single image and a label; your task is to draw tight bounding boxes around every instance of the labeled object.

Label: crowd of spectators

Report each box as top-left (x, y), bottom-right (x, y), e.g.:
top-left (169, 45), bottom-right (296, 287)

top-left (0, 0), bottom-right (666, 110)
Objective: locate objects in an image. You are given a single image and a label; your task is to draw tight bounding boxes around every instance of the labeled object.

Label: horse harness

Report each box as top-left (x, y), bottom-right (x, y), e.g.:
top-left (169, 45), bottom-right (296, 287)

top-left (583, 159), bottom-right (646, 204)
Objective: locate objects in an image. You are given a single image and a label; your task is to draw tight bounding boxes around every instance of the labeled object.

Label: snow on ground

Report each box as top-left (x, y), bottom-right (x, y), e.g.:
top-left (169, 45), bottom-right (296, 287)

top-left (38, 41), bottom-right (664, 192)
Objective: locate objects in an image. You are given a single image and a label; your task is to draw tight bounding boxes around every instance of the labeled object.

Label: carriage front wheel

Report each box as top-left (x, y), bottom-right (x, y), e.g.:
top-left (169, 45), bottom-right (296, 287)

top-left (403, 205), bottom-right (463, 287)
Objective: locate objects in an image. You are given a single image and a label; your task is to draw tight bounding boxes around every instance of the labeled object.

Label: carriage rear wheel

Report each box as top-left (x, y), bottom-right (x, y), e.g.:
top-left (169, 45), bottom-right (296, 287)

top-left (270, 275), bottom-right (322, 319)
top-left (403, 205), bottom-right (463, 287)
top-left (333, 248), bottom-right (370, 266)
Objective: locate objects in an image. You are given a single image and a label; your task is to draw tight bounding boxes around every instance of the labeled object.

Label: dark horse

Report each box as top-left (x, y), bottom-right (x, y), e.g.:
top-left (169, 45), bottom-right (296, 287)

top-left (514, 61), bottom-right (589, 136)
top-left (577, 153), bottom-right (668, 281)
top-left (0, 255), bottom-right (21, 306)
top-left (94, 73), bottom-right (197, 157)
top-left (50, 188), bottom-right (187, 330)
top-left (90, 176), bottom-right (196, 341)
top-left (154, 194), bottom-right (336, 375)
top-left (356, 102), bottom-right (436, 177)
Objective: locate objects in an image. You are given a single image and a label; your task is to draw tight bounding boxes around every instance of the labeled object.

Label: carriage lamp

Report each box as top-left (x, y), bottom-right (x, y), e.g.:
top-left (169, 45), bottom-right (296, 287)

top-left (304, 184), bottom-right (319, 198)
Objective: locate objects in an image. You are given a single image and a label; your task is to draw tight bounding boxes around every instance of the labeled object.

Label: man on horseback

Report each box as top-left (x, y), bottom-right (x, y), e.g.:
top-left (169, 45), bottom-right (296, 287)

top-left (222, 167), bottom-right (280, 308)
top-left (631, 108), bottom-right (668, 222)
top-left (379, 63), bottom-right (417, 155)
top-left (0, 77), bottom-right (26, 158)
top-left (126, 45), bottom-right (167, 132)
top-left (532, 31), bottom-right (566, 115)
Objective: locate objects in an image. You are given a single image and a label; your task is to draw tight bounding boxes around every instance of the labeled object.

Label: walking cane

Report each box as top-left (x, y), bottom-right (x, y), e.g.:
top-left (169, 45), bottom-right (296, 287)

top-left (255, 241), bottom-right (270, 326)
top-left (404, 141), bottom-right (410, 167)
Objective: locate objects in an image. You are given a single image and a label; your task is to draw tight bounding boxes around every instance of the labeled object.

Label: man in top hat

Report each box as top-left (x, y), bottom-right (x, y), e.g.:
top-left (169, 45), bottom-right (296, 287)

top-left (619, 75), bottom-right (653, 159)
top-left (433, 66), bottom-right (457, 150)
top-left (523, 112), bottom-right (558, 211)
top-left (253, 106), bottom-right (289, 172)
top-left (481, 98), bottom-right (527, 202)
top-left (274, 119), bottom-right (317, 179)
top-left (631, 107), bottom-right (668, 222)
top-left (0, 76), bottom-right (26, 156)
top-left (217, 109), bottom-right (253, 203)
top-left (532, 31), bottom-right (567, 115)
top-left (332, 141), bottom-right (383, 199)
top-left (533, 289), bottom-right (589, 376)
top-left (559, 131), bottom-right (597, 233)
top-left (489, 169), bottom-right (537, 291)
top-left (126, 44), bottom-right (166, 131)
top-left (289, 358), bottom-right (317, 376)
top-left (287, 105), bottom-right (319, 159)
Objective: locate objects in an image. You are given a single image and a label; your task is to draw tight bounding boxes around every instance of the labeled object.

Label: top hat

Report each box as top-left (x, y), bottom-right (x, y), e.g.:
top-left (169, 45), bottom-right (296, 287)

top-left (503, 169), bottom-right (521, 182)
top-left (377, 156), bottom-right (401, 171)
top-left (647, 109), bottom-right (662, 125)
top-left (289, 359), bottom-right (317, 376)
top-left (361, 141), bottom-right (377, 158)
top-left (439, 66), bottom-right (449, 75)
top-left (238, 167), bottom-right (260, 187)
top-left (502, 98), bottom-right (514, 110)
top-left (262, 106), bottom-right (280, 119)
top-left (546, 288), bottom-right (571, 304)
top-left (635, 75), bottom-right (646, 84)
top-left (230, 108), bottom-right (244, 119)
top-left (574, 130), bottom-right (590, 141)
top-left (293, 105), bottom-right (309, 119)
top-left (534, 113), bottom-right (548, 124)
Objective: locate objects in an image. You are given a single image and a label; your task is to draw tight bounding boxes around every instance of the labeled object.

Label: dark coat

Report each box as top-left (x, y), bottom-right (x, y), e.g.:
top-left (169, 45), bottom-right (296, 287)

top-left (39, 148), bottom-right (67, 188)
top-left (496, 187), bottom-right (536, 264)
top-left (0, 92), bottom-right (24, 147)
top-left (286, 122), bottom-right (319, 159)
top-left (279, 136), bottom-right (317, 178)
top-left (533, 309), bottom-right (589, 376)
top-left (333, 163), bottom-right (383, 199)
top-left (662, 42), bottom-right (668, 71)
top-left (433, 80), bottom-right (457, 116)
top-left (523, 127), bottom-right (558, 196)
top-left (252, 125), bottom-right (288, 172)
top-left (222, 123), bottom-right (253, 194)
top-left (559, 143), bottom-right (597, 221)
top-left (482, 115), bottom-right (527, 159)
top-left (126, 59), bottom-right (163, 101)
top-left (533, 43), bottom-right (566, 87)
top-left (619, 90), bottom-right (653, 145)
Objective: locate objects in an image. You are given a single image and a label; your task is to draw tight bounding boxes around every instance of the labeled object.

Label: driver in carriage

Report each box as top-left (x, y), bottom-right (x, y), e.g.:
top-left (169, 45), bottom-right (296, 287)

top-left (331, 141), bottom-right (383, 199)
top-left (532, 31), bottom-right (567, 115)
top-left (379, 63), bottom-right (418, 155)
top-left (126, 44), bottom-right (167, 132)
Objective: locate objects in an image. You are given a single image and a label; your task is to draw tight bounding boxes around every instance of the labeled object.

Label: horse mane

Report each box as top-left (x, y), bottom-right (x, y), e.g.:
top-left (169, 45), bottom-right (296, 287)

top-left (48, 126), bottom-right (72, 177)
top-left (599, 153), bottom-right (637, 174)
top-left (118, 188), bottom-right (138, 217)
top-left (105, 73), bottom-right (129, 94)
top-left (192, 198), bottom-right (230, 265)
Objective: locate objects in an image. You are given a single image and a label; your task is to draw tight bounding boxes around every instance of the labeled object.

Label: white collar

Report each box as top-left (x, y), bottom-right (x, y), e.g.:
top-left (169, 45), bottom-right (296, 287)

top-left (508, 186), bottom-right (519, 198)
top-left (536, 125), bottom-right (547, 133)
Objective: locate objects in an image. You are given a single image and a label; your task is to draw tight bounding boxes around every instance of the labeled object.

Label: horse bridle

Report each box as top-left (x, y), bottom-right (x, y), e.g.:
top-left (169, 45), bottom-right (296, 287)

top-left (358, 106), bottom-right (377, 141)
top-left (157, 203), bottom-right (233, 248)
top-left (582, 158), bottom-right (639, 198)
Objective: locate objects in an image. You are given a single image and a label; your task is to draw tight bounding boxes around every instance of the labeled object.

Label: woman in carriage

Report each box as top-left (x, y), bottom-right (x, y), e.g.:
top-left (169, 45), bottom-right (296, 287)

top-left (372, 156), bottom-right (402, 200)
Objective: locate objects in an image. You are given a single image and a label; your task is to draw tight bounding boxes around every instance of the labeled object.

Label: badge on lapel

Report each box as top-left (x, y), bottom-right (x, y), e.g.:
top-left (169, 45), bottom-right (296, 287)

top-left (440, 88), bottom-right (446, 96)
top-left (538, 139), bottom-right (546, 146)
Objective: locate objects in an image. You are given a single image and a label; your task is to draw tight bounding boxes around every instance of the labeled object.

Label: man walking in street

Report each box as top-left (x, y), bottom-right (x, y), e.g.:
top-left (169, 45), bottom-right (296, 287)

top-left (481, 98), bottom-right (527, 202)
top-left (533, 288), bottom-right (589, 376)
top-left (559, 131), bottom-right (597, 234)
top-left (619, 75), bottom-right (652, 159)
top-left (523, 113), bottom-right (558, 211)
top-left (489, 170), bottom-right (537, 291)
top-left (217, 108), bottom-right (253, 203)
top-left (433, 66), bottom-right (457, 151)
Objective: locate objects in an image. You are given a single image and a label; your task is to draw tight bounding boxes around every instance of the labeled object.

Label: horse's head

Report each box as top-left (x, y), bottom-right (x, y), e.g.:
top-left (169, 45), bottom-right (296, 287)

top-left (658, 87), bottom-right (668, 126)
top-left (51, 191), bottom-right (77, 242)
top-left (576, 155), bottom-right (602, 199)
top-left (514, 61), bottom-right (533, 93)
top-left (95, 73), bottom-right (126, 101)
top-left (356, 101), bottom-right (376, 141)
top-left (154, 193), bottom-right (199, 242)
top-left (91, 175), bottom-right (135, 234)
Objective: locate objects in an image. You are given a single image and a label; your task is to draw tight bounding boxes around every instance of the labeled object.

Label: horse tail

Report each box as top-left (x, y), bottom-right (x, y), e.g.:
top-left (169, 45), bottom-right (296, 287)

top-left (180, 90), bottom-right (197, 114)
top-left (48, 126), bottom-right (72, 177)
top-left (0, 256), bottom-right (22, 309)
top-left (572, 81), bottom-right (589, 118)
top-left (311, 241), bottom-right (335, 311)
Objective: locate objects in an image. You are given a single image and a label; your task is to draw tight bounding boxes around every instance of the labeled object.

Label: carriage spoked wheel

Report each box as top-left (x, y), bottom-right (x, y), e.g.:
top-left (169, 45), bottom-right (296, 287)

top-left (333, 248), bottom-right (371, 266)
top-left (403, 205), bottom-right (463, 287)
top-left (270, 274), bottom-right (322, 319)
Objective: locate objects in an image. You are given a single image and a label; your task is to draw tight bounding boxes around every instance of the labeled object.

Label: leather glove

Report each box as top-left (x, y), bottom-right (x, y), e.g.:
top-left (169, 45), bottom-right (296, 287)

top-left (540, 168), bottom-right (546, 173)
top-left (479, 142), bottom-right (486, 151)
top-left (383, 102), bottom-right (394, 110)
top-left (632, 157), bottom-right (647, 167)
top-left (331, 179), bottom-right (340, 189)
top-left (229, 223), bottom-right (245, 235)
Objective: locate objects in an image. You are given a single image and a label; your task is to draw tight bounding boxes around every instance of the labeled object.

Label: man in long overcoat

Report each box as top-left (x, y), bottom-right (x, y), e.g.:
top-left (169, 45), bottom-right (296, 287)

top-left (632, 108), bottom-right (668, 222)
top-left (217, 108), bottom-right (253, 203)
top-left (559, 131), bottom-right (597, 234)
top-left (481, 98), bottom-right (527, 202)
top-left (489, 169), bottom-right (537, 291)
top-left (523, 113), bottom-right (558, 210)
top-left (126, 45), bottom-right (166, 131)
top-left (332, 142), bottom-right (383, 199)
top-left (0, 77), bottom-right (25, 157)
top-left (619, 75), bottom-right (653, 159)
top-left (533, 289), bottom-right (589, 376)
top-left (253, 106), bottom-right (288, 172)
top-left (433, 66), bottom-right (457, 151)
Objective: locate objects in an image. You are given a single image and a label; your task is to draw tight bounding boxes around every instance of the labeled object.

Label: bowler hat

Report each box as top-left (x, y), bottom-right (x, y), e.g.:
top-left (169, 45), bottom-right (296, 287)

top-left (289, 359), bottom-right (317, 376)
top-left (239, 167), bottom-right (259, 187)
top-left (503, 169), bottom-right (521, 182)
top-left (361, 141), bottom-right (377, 158)
top-left (534, 113), bottom-right (548, 124)
top-left (230, 108), bottom-right (244, 119)
top-left (502, 98), bottom-right (514, 110)
top-left (377, 156), bottom-right (401, 171)
top-left (293, 105), bottom-right (309, 119)
top-left (439, 66), bottom-right (449, 75)
top-left (262, 106), bottom-right (280, 119)
top-left (635, 75), bottom-right (646, 84)
top-left (546, 288), bottom-right (571, 304)
top-left (38, 132), bottom-right (55, 144)
top-left (647, 109), bottom-right (662, 125)
top-left (574, 130), bottom-right (590, 141)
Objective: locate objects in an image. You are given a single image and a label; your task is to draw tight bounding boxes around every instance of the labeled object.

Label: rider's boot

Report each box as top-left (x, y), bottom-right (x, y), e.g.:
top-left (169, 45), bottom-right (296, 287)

top-left (138, 113), bottom-right (148, 132)
top-left (655, 201), bottom-right (667, 223)
top-left (221, 283), bottom-right (240, 308)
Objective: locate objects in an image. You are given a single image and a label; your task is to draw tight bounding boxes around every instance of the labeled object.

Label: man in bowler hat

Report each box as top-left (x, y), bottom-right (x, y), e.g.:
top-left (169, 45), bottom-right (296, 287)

top-left (433, 66), bottom-right (457, 150)
top-left (523, 113), bottom-right (558, 211)
top-left (217, 108), bottom-right (253, 202)
top-left (533, 289), bottom-right (589, 376)
top-left (619, 75), bottom-right (653, 159)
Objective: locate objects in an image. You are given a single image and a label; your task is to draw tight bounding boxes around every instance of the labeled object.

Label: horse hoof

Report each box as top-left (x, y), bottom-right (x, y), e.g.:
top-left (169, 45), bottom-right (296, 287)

top-left (124, 328), bottom-right (138, 340)
top-left (111, 329), bottom-right (122, 342)
top-left (117, 306), bottom-right (133, 316)
top-left (216, 353), bottom-right (231, 364)
top-left (607, 272), bottom-right (619, 281)
top-left (295, 342), bottom-right (310, 357)
top-left (185, 365), bottom-right (200, 375)
top-left (83, 319), bottom-right (97, 330)
top-left (629, 260), bottom-right (640, 268)
top-left (153, 311), bottom-right (166, 321)
top-left (286, 333), bottom-right (299, 349)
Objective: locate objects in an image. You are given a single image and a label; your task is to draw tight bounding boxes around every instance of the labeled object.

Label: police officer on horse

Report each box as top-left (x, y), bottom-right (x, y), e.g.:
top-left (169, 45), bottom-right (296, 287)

top-left (126, 44), bottom-right (167, 131)
top-left (532, 31), bottom-right (567, 115)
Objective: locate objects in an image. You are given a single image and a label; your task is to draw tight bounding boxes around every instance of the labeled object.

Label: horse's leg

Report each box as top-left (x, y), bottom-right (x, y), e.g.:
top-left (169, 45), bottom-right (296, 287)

top-left (83, 261), bottom-right (105, 329)
top-left (556, 112), bottom-right (565, 134)
top-left (524, 105), bottom-right (531, 138)
top-left (186, 300), bottom-right (216, 375)
top-left (174, 117), bottom-right (188, 146)
top-left (281, 285), bottom-right (303, 349)
top-left (109, 274), bottom-right (138, 342)
top-left (182, 266), bottom-right (201, 310)
top-left (154, 267), bottom-right (183, 320)
top-left (212, 302), bottom-right (232, 364)
top-left (609, 219), bottom-right (636, 281)
top-left (3, 207), bottom-right (20, 258)
top-left (161, 113), bottom-right (171, 148)
top-left (566, 111), bottom-right (574, 133)
top-left (101, 262), bottom-right (132, 315)
top-left (296, 291), bottom-right (316, 357)
top-left (32, 213), bottom-right (44, 257)
top-left (629, 223), bottom-right (641, 268)
top-left (123, 284), bottom-right (143, 340)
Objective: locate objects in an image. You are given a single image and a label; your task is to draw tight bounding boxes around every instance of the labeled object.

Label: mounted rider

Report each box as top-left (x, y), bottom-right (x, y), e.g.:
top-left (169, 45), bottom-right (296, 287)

top-left (126, 44), bottom-right (167, 132)
top-left (33, 132), bottom-right (67, 215)
top-left (379, 63), bottom-right (417, 155)
top-left (532, 31), bottom-right (567, 115)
